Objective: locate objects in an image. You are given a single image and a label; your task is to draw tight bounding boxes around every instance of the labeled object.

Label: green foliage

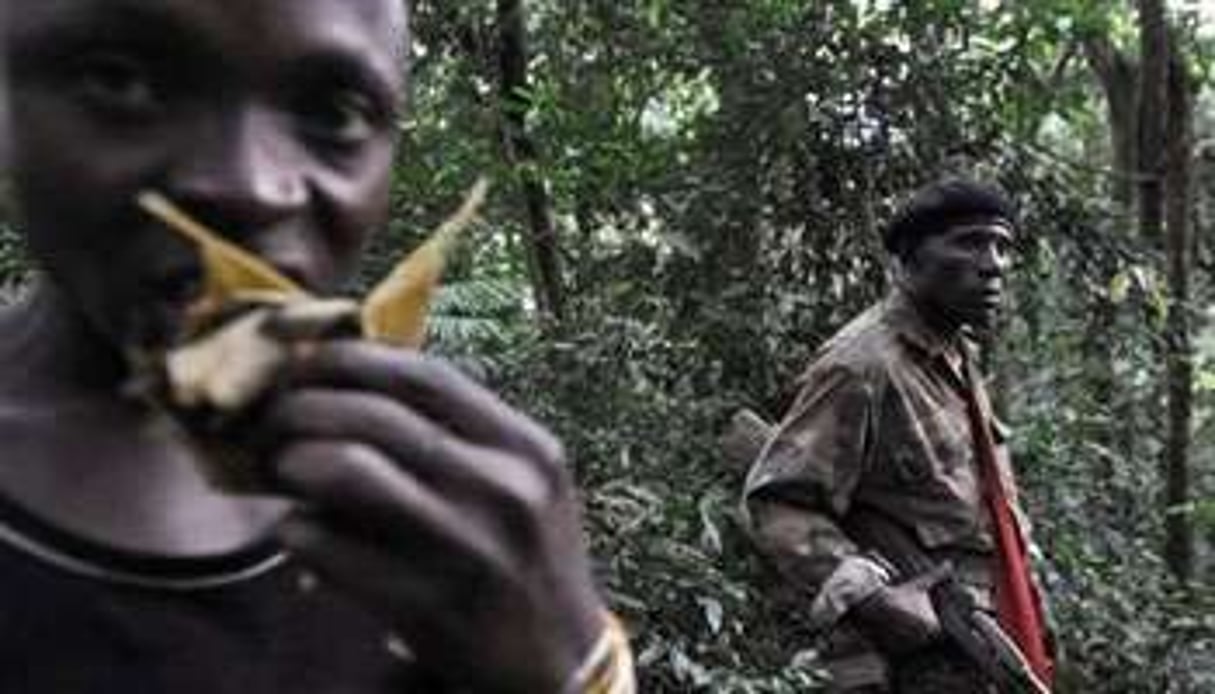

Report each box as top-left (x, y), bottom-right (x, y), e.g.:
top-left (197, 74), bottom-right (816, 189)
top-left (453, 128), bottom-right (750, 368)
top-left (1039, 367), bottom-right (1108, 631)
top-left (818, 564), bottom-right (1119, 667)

top-left (427, 277), bottom-right (529, 378)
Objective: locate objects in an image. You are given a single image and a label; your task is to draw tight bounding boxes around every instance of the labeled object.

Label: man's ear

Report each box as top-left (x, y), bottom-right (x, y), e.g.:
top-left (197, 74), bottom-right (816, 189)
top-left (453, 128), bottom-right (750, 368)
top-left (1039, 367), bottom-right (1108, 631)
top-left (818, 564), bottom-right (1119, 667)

top-left (0, 94), bottom-right (10, 220)
top-left (889, 246), bottom-right (916, 285)
top-left (0, 58), bottom-right (9, 177)
top-left (885, 255), bottom-right (906, 292)
top-left (0, 88), bottom-right (11, 220)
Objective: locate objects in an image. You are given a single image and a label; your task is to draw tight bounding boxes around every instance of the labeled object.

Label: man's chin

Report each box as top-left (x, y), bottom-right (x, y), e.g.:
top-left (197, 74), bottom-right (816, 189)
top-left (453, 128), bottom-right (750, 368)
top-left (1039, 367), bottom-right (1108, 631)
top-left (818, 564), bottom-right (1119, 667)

top-left (963, 309), bottom-right (1001, 335)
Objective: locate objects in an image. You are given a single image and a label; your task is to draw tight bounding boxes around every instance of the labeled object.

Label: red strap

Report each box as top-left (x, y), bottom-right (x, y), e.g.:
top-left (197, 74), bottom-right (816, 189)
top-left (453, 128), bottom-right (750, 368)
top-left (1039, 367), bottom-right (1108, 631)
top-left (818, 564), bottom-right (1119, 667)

top-left (963, 359), bottom-right (1054, 687)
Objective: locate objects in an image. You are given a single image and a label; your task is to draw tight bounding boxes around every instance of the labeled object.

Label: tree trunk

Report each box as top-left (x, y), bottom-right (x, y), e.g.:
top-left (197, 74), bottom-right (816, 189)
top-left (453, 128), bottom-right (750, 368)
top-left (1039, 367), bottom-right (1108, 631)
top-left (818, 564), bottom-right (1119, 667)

top-left (1162, 40), bottom-right (1194, 582)
top-left (1084, 36), bottom-right (1139, 212)
top-left (1082, 36), bottom-right (1139, 480)
top-left (497, 0), bottom-right (565, 322)
top-left (1137, 0), bottom-right (1168, 248)
top-left (1135, 0), bottom-right (1194, 582)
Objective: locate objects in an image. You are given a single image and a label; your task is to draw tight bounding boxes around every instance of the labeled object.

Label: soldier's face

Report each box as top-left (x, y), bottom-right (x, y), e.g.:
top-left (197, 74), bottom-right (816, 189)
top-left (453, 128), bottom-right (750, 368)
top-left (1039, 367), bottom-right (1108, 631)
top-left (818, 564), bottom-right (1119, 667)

top-left (1, 0), bottom-right (407, 349)
top-left (904, 221), bottom-right (1014, 331)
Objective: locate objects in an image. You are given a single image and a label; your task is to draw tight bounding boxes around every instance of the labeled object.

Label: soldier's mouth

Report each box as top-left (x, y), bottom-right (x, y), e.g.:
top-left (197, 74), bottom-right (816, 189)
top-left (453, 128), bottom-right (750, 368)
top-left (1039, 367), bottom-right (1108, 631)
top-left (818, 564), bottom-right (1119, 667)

top-left (978, 289), bottom-right (1003, 306)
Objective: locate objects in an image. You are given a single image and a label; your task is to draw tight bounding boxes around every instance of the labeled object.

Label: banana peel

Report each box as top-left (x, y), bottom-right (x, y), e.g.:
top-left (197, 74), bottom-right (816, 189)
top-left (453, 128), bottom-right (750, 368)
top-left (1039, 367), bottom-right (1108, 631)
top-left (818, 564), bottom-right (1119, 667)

top-left (132, 179), bottom-right (488, 492)
top-left (362, 182), bottom-right (485, 347)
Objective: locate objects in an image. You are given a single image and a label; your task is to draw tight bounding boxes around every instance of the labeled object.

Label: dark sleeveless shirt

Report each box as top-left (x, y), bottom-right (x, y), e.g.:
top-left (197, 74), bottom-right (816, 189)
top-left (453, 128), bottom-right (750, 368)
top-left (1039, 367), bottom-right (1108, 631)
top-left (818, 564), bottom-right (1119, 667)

top-left (0, 494), bottom-right (447, 693)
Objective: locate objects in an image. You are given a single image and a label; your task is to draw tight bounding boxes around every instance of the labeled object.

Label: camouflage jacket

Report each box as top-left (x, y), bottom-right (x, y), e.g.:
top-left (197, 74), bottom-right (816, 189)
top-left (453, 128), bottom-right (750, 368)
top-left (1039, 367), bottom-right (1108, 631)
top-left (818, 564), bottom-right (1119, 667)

top-left (743, 288), bottom-right (1032, 689)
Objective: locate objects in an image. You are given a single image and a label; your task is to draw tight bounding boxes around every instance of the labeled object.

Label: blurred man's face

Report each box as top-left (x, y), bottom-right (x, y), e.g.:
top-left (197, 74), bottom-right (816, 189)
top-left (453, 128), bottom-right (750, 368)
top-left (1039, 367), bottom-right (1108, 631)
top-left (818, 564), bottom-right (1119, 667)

top-left (1, 0), bottom-right (407, 349)
top-left (904, 221), bottom-right (1014, 332)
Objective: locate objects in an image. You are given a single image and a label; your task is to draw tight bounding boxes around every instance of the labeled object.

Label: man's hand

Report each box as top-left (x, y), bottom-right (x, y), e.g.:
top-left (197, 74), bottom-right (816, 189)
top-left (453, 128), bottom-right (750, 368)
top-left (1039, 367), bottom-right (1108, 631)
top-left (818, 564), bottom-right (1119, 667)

top-left (851, 564), bottom-right (947, 656)
top-left (252, 341), bottom-right (605, 693)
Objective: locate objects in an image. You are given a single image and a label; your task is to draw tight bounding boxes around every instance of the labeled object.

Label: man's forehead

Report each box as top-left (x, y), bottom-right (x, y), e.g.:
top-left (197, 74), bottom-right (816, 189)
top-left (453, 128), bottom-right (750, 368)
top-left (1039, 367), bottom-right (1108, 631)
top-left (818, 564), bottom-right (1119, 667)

top-left (5, 0), bottom-right (404, 25)
top-left (944, 219), bottom-right (1015, 239)
top-left (4, 0), bottom-right (407, 70)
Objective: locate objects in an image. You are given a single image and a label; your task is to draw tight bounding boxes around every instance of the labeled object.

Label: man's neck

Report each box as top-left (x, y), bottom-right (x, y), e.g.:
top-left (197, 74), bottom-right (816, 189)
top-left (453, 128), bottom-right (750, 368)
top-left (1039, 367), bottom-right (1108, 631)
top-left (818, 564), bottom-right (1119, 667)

top-left (0, 280), bottom-right (290, 557)
top-left (890, 284), bottom-right (974, 379)
top-left (893, 283), bottom-right (963, 340)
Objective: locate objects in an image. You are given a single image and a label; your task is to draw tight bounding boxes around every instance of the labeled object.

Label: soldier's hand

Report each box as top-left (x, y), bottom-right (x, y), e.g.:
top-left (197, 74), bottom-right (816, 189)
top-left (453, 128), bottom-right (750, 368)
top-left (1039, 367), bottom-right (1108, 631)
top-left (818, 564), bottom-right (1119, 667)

top-left (852, 564), bottom-right (946, 656)
top-left (251, 341), bottom-right (605, 693)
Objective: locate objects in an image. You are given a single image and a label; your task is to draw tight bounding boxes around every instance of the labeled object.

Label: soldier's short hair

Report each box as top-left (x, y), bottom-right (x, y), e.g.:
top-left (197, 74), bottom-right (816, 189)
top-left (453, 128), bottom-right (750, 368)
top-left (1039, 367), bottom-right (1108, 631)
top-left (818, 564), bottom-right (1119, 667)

top-left (883, 178), bottom-right (1015, 258)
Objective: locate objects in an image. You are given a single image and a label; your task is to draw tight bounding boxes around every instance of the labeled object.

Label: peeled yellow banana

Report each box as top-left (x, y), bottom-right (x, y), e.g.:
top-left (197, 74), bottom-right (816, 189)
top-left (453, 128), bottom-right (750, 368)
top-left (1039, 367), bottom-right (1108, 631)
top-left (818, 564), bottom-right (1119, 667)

top-left (133, 180), bottom-right (488, 492)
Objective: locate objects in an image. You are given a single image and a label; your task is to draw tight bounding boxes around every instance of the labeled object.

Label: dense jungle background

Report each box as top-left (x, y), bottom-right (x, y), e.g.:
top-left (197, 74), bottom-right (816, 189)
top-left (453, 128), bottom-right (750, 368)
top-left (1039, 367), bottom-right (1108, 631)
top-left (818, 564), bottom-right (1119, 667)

top-left (3, 0), bottom-right (1215, 691)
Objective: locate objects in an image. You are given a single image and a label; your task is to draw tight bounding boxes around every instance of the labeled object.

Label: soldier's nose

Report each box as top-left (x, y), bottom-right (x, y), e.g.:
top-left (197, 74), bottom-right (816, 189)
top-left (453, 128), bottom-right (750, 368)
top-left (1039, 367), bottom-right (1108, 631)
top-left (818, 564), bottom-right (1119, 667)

top-left (977, 243), bottom-right (1010, 278)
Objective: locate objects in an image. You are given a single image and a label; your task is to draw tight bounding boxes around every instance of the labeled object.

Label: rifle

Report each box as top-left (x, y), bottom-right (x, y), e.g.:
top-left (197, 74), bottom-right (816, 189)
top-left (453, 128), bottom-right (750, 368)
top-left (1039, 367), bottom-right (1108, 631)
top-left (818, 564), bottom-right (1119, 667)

top-left (844, 507), bottom-right (1050, 694)
top-left (723, 408), bottom-right (1049, 694)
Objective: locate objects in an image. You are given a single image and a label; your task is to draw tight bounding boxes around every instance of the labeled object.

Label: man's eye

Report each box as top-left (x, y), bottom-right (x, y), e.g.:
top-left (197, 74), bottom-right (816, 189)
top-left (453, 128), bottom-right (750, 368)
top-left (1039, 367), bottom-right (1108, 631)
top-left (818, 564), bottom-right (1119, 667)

top-left (298, 91), bottom-right (380, 147)
top-left (72, 53), bottom-right (161, 117)
top-left (960, 235), bottom-right (992, 252)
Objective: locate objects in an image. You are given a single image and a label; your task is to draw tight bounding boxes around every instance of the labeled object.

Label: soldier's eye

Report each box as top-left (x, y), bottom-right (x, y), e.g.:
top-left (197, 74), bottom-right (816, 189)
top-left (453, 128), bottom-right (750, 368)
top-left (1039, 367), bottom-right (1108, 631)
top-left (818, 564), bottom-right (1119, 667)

top-left (957, 234), bottom-right (991, 253)
top-left (71, 51), bottom-right (162, 119)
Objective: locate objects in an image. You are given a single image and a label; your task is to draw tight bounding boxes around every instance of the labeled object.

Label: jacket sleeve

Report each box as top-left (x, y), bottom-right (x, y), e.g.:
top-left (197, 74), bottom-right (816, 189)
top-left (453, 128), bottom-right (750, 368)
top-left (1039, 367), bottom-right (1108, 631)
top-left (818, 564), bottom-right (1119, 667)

top-left (743, 365), bottom-right (891, 629)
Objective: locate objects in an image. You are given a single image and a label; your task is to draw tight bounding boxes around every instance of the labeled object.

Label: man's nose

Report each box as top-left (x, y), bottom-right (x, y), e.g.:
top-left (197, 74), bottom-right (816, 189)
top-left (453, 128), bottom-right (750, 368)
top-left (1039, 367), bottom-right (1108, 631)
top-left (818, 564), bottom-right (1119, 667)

top-left (165, 107), bottom-right (307, 236)
top-left (977, 243), bottom-right (1009, 277)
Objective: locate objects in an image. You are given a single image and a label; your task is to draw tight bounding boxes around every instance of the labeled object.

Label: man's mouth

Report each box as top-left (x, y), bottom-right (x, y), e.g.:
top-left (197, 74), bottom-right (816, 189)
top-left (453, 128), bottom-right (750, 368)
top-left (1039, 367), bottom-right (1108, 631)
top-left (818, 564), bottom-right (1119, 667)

top-left (978, 289), bottom-right (1003, 306)
top-left (122, 267), bottom-right (200, 347)
top-left (148, 267), bottom-right (204, 308)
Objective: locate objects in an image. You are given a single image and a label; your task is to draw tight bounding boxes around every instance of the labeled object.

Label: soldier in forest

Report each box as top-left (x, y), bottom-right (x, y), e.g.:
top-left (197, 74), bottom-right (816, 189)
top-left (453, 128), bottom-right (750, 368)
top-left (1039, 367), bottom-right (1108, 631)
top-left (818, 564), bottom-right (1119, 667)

top-left (0, 0), bottom-right (632, 691)
top-left (742, 179), bottom-right (1054, 693)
